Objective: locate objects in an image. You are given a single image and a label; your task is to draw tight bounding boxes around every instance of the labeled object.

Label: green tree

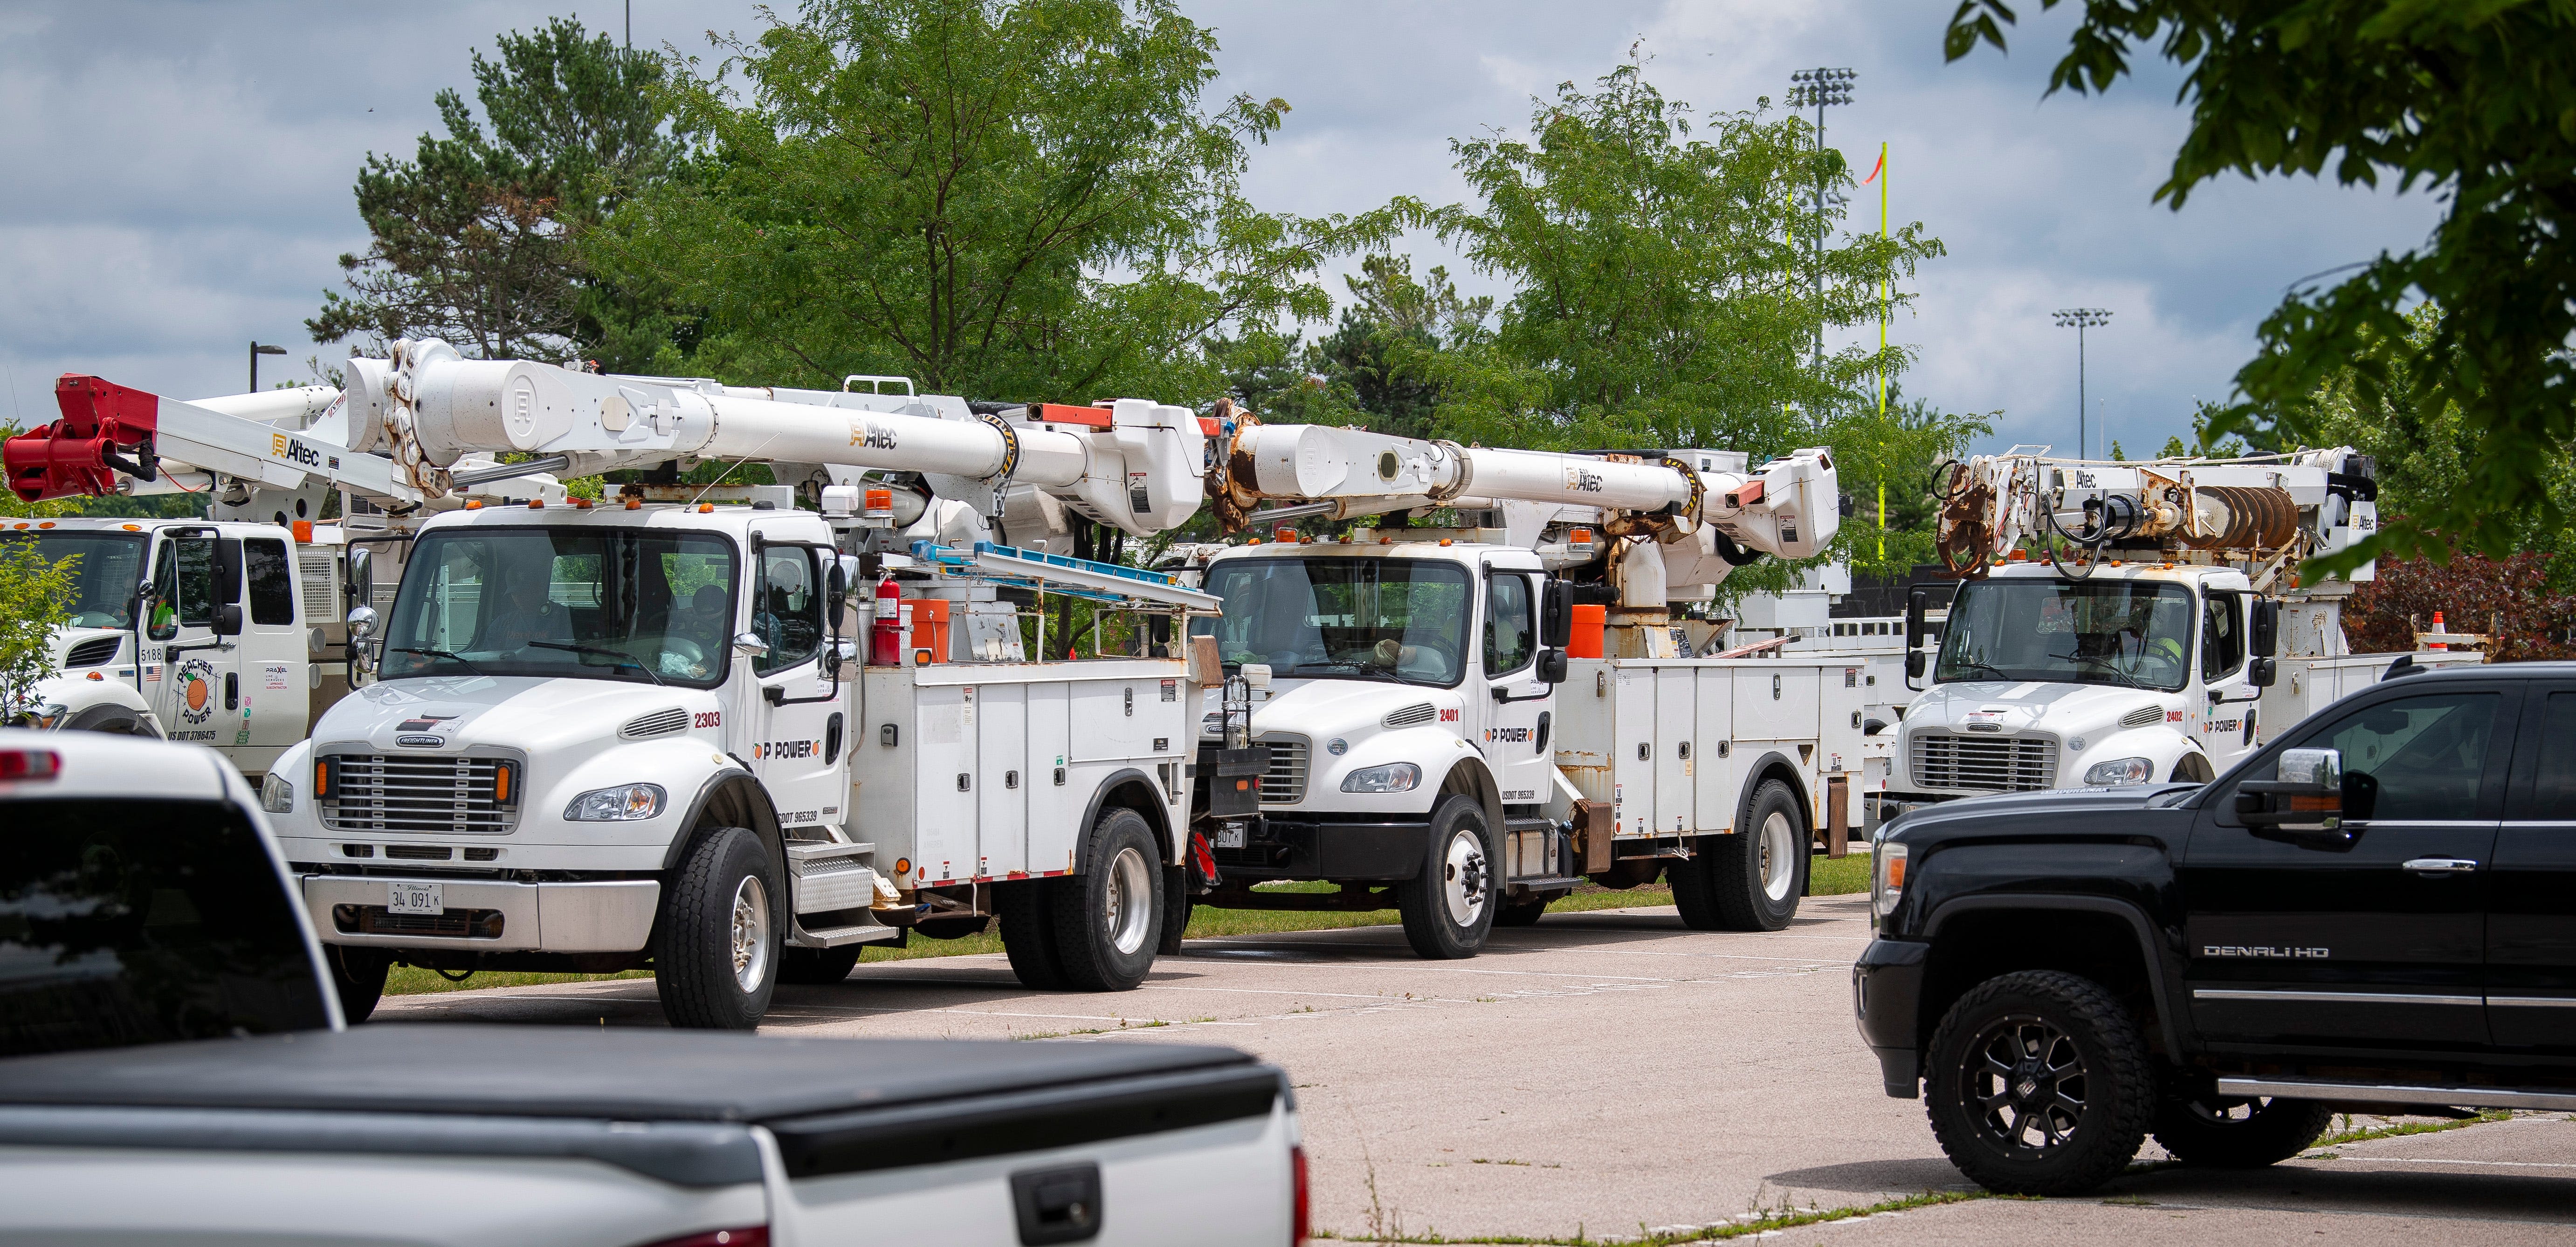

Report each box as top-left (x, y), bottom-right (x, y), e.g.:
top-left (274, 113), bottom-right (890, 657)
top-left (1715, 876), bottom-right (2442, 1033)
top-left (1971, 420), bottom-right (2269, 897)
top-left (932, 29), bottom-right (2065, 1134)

top-left (587, 0), bottom-right (1392, 402)
top-left (1945, 0), bottom-right (2576, 576)
top-left (1421, 64), bottom-right (1943, 456)
top-left (1211, 254), bottom-right (1488, 436)
top-left (311, 17), bottom-right (688, 368)
top-left (0, 537), bottom-right (74, 722)
top-left (1826, 390), bottom-right (1996, 579)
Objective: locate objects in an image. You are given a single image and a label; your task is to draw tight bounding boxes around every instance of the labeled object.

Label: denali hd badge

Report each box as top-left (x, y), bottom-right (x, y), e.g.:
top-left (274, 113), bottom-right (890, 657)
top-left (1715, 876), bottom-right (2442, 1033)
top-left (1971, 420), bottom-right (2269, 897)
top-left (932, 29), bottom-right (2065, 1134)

top-left (2203, 945), bottom-right (2329, 959)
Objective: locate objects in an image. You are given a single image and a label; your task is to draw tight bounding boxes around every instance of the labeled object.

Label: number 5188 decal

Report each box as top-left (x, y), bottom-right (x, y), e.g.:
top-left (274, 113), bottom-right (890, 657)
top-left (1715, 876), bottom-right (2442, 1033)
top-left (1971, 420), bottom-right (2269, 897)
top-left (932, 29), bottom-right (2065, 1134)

top-left (695, 711), bottom-right (723, 729)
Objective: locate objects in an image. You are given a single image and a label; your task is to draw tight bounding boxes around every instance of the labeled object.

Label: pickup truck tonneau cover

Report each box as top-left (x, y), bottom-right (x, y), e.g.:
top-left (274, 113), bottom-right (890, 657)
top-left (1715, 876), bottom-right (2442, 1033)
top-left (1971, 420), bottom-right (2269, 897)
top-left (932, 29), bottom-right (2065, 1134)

top-left (0, 1026), bottom-right (1284, 1186)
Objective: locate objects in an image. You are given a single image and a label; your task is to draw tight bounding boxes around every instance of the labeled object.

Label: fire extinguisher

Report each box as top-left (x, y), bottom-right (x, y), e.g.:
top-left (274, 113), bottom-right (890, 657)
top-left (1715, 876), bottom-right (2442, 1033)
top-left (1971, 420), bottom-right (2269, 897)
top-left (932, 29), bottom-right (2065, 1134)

top-left (869, 575), bottom-right (904, 666)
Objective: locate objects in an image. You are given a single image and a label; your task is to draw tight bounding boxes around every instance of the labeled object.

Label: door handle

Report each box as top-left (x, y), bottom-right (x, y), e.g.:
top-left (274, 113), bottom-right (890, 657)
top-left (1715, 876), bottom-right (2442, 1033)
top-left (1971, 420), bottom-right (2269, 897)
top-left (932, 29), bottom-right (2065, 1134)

top-left (2402, 857), bottom-right (2480, 876)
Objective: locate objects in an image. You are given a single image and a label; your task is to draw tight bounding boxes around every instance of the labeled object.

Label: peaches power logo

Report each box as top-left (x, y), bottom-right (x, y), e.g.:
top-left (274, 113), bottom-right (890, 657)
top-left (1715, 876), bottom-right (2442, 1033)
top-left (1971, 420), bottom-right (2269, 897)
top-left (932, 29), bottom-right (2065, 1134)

top-left (177, 659), bottom-right (217, 727)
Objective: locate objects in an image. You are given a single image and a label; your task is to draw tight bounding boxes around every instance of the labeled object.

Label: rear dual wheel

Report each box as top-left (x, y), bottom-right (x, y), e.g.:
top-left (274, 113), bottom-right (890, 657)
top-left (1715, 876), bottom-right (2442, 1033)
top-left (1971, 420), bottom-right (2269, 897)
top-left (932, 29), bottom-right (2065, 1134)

top-left (1670, 779), bottom-right (1805, 931)
top-left (999, 808), bottom-right (1163, 991)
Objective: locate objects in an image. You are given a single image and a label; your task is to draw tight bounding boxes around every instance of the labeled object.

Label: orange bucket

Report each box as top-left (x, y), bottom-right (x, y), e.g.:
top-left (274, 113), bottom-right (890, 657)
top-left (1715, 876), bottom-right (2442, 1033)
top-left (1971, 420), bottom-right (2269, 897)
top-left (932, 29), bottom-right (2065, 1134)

top-left (1567, 603), bottom-right (1606, 659)
top-left (908, 598), bottom-right (951, 663)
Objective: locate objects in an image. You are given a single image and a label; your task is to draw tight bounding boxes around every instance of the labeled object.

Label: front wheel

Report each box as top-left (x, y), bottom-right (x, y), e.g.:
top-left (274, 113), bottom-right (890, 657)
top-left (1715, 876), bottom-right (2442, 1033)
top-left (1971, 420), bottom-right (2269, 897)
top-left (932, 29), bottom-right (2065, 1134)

top-left (2152, 1093), bottom-right (2333, 1167)
top-left (654, 826), bottom-right (779, 1029)
top-left (1396, 795), bottom-right (1496, 959)
top-left (325, 945), bottom-right (388, 1023)
top-left (1924, 969), bottom-right (2155, 1195)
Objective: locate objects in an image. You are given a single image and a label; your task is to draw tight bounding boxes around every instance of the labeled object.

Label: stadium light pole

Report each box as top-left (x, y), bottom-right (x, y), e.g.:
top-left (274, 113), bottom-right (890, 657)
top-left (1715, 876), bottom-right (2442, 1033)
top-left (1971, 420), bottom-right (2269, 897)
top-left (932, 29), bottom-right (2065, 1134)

top-left (1786, 68), bottom-right (1855, 372)
top-left (2052, 308), bottom-right (2112, 458)
top-left (249, 342), bottom-right (287, 393)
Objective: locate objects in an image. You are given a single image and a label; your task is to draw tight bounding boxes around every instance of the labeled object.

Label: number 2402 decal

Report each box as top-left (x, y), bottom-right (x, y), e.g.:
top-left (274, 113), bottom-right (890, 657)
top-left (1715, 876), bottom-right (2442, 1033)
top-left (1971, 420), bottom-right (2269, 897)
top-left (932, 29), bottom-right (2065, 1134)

top-left (695, 711), bottom-right (723, 729)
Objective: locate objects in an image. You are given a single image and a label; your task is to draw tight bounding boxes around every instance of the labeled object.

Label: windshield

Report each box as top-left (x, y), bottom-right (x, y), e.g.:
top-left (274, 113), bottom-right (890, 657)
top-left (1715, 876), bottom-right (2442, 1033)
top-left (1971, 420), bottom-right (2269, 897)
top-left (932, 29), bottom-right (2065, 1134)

top-left (1936, 578), bottom-right (2197, 692)
top-left (1, 797), bottom-right (331, 1056)
top-left (0, 533), bottom-right (146, 629)
top-left (381, 527), bottom-right (736, 688)
top-left (1191, 556), bottom-right (1471, 687)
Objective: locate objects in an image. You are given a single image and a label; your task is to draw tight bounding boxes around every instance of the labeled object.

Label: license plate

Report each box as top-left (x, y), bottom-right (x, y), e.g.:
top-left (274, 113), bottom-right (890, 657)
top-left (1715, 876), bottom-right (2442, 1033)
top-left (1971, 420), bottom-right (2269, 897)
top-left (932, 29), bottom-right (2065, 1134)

top-left (387, 881), bottom-right (444, 915)
top-left (1214, 825), bottom-right (1246, 849)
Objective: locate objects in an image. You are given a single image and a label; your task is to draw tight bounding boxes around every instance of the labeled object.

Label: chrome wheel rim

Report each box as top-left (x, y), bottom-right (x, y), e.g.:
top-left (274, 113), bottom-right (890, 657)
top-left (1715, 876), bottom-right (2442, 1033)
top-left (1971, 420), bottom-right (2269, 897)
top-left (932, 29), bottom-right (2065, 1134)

top-left (1104, 844), bottom-right (1155, 956)
top-left (1961, 1014), bottom-right (2088, 1157)
top-left (730, 875), bottom-right (771, 994)
top-left (1441, 828), bottom-right (1490, 926)
top-left (1759, 808), bottom-right (1797, 902)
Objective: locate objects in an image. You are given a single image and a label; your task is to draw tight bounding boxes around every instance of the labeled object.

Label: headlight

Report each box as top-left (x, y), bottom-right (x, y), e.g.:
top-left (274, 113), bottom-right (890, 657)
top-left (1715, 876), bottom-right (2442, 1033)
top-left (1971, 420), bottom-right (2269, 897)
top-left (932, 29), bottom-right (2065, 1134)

top-left (259, 771), bottom-right (294, 813)
top-left (2082, 756), bottom-right (2156, 786)
top-left (1339, 762), bottom-right (1420, 794)
top-left (1873, 841), bottom-right (1907, 919)
top-left (565, 783), bottom-right (666, 821)
top-left (31, 703), bottom-right (68, 730)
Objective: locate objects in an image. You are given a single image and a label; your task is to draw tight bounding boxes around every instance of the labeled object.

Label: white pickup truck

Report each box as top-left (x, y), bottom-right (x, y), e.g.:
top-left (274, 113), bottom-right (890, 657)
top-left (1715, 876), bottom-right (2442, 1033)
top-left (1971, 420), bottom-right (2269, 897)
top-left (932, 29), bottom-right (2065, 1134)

top-left (0, 728), bottom-right (1308, 1246)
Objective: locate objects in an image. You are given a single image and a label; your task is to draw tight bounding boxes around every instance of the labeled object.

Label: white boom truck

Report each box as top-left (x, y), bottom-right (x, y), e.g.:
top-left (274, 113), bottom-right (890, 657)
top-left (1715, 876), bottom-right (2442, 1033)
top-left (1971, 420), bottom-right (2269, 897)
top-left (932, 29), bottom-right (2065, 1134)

top-left (1884, 446), bottom-right (2482, 806)
top-left (1175, 421), bottom-right (1862, 958)
top-left (3, 377), bottom-right (563, 772)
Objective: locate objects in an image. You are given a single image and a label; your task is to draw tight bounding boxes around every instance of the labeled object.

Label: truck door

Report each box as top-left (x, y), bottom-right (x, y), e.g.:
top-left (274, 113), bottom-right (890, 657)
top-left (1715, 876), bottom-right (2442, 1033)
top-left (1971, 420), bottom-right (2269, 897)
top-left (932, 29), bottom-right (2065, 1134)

top-left (2181, 685), bottom-right (2512, 1051)
top-left (748, 541), bottom-right (845, 832)
top-left (2491, 685), bottom-right (2576, 1051)
top-left (2198, 589), bottom-right (2260, 772)
top-left (145, 531), bottom-right (243, 749)
top-left (1481, 568), bottom-right (1549, 804)
top-left (234, 534), bottom-right (305, 774)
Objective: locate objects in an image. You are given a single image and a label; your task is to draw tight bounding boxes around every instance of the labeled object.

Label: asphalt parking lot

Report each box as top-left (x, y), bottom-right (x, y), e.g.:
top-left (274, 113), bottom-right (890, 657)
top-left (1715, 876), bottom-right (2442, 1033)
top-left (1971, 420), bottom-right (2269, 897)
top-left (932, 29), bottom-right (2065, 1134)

top-left (381, 892), bottom-right (2576, 1244)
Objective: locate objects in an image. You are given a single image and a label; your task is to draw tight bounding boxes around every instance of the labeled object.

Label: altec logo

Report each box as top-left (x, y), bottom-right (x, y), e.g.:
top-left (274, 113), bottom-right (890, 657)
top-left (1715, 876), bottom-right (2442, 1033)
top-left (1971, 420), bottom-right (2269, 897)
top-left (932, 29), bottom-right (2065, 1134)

top-left (849, 420), bottom-right (899, 451)
top-left (270, 433), bottom-right (324, 468)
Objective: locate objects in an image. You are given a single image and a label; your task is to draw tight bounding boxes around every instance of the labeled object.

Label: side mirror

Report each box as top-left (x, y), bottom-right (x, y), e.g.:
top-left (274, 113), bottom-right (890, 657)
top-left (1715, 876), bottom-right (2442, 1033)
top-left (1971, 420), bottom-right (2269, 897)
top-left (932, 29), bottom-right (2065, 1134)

top-left (214, 539), bottom-right (243, 608)
top-left (346, 604), bottom-right (379, 641)
top-left (344, 548), bottom-right (373, 621)
top-left (214, 603), bottom-right (244, 637)
top-left (733, 631), bottom-right (771, 659)
top-left (2235, 747), bottom-right (2344, 831)
top-left (1536, 647), bottom-right (1569, 684)
top-left (1904, 589), bottom-right (1929, 684)
top-left (1540, 578), bottom-right (1574, 649)
top-left (2250, 656), bottom-right (2278, 688)
top-left (827, 559), bottom-right (851, 608)
top-left (2251, 598), bottom-right (2279, 658)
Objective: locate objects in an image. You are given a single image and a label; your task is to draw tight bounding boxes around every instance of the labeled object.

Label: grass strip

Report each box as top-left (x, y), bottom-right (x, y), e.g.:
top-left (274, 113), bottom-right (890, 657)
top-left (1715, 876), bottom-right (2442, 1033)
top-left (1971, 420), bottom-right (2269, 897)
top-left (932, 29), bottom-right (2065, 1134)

top-left (2307, 1109), bottom-right (2514, 1152)
top-left (1309, 1188), bottom-right (2004, 1246)
top-left (386, 852), bottom-right (1873, 996)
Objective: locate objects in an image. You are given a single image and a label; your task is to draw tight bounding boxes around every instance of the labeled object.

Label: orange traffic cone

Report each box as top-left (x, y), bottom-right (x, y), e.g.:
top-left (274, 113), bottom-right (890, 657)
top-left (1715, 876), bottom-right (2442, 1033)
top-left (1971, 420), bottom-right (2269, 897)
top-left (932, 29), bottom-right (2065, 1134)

top-left (2429, 611), bottom-right (2448, 651)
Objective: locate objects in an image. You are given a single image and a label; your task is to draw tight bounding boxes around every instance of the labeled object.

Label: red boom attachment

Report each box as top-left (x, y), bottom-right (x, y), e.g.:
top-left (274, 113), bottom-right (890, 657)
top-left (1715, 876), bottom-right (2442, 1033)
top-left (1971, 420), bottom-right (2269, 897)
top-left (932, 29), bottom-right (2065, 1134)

top-left (3, 375), bottom-right (162, 502)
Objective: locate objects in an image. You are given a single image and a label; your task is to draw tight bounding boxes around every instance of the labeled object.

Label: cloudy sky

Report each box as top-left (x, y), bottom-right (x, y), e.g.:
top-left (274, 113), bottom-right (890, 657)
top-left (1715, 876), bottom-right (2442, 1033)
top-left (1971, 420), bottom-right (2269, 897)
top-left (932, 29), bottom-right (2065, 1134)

top-left (0, 0), bottom-right (2438, 457)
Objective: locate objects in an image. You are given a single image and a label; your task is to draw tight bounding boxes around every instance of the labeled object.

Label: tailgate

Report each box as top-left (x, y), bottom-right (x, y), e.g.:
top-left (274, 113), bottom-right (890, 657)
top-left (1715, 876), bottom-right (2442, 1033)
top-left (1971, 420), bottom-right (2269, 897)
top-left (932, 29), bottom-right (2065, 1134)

top-left (770, 1062), bottom-right (1298, 1246)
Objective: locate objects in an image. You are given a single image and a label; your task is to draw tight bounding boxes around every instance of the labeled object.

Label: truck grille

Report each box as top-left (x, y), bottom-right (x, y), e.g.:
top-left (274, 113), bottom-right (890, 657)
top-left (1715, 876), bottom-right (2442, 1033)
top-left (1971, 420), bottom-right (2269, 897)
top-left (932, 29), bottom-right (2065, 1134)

top-left (1911, 733), bottom-right (2056, 793)
top-left (1256, 735), bottom-right (1309, 805)
top-left (322, 754), bottom-right (520, 834)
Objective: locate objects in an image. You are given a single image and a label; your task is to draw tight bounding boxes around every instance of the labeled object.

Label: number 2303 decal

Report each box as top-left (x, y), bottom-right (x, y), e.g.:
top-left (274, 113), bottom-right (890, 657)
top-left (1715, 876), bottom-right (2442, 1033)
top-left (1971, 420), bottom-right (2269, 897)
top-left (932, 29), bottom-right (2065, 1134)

top-left (695, 711), bottom-right (723, 729)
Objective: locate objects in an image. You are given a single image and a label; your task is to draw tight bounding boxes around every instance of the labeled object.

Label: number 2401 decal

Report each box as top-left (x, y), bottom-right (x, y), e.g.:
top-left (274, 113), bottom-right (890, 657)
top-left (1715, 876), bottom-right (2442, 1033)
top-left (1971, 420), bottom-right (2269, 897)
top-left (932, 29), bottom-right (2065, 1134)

top-left (695, 711), bottom-right (723, 729)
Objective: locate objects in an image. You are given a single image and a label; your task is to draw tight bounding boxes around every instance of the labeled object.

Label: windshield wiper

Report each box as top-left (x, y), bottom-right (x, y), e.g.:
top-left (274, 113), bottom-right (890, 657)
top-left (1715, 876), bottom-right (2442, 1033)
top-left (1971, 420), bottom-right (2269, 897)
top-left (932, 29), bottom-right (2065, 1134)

top-left (528, 640), bottom-right (666, 686)
top-left (1289, 661), bottom-right (1440, 687)
top-left (2048, 651), bottom-right (2146, 689)
top-left (387, 646), bottom-right (488, 676)
top-left (1941, 659), bottom-right (2011, 681)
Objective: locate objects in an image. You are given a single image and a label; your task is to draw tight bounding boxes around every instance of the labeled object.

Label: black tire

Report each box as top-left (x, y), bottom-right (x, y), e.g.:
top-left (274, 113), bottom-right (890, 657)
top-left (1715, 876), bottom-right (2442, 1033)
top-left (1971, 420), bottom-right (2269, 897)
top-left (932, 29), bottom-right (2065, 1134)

top-left (63, 705), bottom-right (155, 737)
top-left (777, 945), bottom-right (862, 985)
top-left (1046, 808), bottom-right (1164, 991)
top-left (2153, 1093), bottom-right (2334, 1167)
top-left (1156, 865), bottom-right (1192, 955)
top-left (1685, 779), bottom-right (1805, 932)
top-left (1396, 795), bottom-right (1497, 959)
top-left (652, 826), bottom-right (779, 1030)
top-left (1495, 898), bottom-right (1549, 927)
top-left (999, 878), bottom-right (1070, 990)
top-left (1925, 969), bottom-right (2156, 1196)
top-left (325, 945), bottom-right (388, 1023)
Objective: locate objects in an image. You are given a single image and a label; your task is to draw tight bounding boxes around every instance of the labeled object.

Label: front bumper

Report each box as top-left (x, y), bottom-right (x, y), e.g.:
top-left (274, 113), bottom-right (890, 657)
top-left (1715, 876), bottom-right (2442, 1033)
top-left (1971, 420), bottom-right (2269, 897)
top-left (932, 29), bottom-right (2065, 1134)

top-left (1852, 937), bottom-right (1929, 1098)
top-left (302, 875), bottom-right (660, 953)
top-left (1212, 815), bottom-right (1428, 881)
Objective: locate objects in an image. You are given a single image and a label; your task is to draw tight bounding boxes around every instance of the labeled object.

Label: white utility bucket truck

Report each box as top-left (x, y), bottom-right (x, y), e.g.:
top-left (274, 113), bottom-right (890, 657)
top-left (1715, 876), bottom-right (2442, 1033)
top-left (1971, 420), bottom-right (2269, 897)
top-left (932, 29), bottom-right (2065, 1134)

top-left (3, 377), bottom-right (563, 773)
top-left (1884, 446), bottom-right (2483, 807)
top-left (1175, 418), bottom-right (1869, 958)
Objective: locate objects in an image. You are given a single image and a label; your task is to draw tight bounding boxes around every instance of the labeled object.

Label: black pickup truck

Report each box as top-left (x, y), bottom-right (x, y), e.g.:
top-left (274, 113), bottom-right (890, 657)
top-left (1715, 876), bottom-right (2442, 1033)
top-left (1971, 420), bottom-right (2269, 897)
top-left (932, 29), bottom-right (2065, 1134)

top-left (1853, 659), bottom-right (2576, 1194)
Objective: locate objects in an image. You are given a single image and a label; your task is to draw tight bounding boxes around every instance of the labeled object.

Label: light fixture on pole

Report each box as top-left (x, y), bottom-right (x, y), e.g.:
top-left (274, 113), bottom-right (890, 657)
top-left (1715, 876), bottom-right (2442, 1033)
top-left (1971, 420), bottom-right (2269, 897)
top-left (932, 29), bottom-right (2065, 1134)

top-left (2051, 308), bottom-right (2111, 459)
top-left (249, 342), bottom-right (287, 393)
top-left (1786, 68), bottom-right (1855, 372)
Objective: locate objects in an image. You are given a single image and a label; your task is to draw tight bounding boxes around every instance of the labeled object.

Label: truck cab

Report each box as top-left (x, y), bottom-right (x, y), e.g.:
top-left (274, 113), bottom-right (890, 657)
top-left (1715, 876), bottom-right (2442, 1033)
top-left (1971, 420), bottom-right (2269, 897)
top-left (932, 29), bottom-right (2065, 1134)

top-left (1891, 561), bottom-right (2273, 800)
top-left (1190, 536), bottom-right (1571, 958)
top-left (6, 516), bottom-right (327, 774)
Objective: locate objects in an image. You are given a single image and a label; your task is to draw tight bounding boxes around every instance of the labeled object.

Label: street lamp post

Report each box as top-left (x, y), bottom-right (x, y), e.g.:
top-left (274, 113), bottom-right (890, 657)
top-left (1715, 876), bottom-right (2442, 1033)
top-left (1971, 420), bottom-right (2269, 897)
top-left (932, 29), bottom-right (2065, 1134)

top-left (249, 342), bottom-right (287, 393)
top-left (1786, 68), bottom-right (1854, 373)
top-left (2051, 308), bottom-right (2111, 458)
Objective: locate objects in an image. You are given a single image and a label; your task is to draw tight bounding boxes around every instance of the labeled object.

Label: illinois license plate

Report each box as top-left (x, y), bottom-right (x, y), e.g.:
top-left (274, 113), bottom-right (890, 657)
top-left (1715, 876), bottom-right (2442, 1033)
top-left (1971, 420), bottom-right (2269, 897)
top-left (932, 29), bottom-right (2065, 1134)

top-left (1214, 825), bottom-right (1246, 849)
top-left (387, 881), bottom-right (444, 915)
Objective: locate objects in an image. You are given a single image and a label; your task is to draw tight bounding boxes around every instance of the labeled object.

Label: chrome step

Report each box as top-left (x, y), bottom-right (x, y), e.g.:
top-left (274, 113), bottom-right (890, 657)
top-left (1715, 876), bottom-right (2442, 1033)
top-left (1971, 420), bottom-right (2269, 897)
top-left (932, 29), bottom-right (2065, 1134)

top-left (2217, 1076), bottom-right (2576, 1114)
top-left (792, 916), bottom-right (904, 948)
